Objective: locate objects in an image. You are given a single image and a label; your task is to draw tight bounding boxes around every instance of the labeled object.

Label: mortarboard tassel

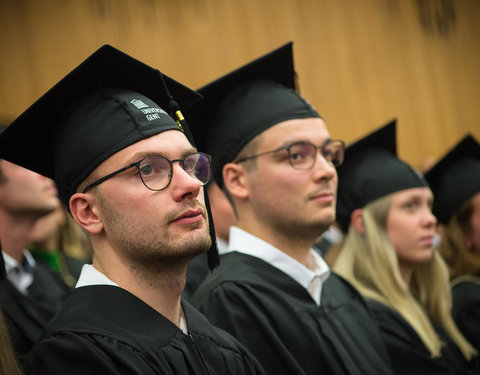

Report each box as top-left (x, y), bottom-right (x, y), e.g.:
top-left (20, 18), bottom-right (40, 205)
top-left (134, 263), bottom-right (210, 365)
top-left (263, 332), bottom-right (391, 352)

top-left (158, 71), bottom-right (220, 270)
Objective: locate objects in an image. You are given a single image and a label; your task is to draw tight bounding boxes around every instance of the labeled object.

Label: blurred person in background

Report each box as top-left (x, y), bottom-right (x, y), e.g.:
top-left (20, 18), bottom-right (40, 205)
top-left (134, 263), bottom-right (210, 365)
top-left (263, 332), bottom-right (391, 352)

top-left (0, 125), bottom-right (70, 363)
top-left (28, 204), bottom-right (90, 287)
top-left (334, 121), bottom-right (478, 374)
top-left (426, 134), bottom-right (480, 352)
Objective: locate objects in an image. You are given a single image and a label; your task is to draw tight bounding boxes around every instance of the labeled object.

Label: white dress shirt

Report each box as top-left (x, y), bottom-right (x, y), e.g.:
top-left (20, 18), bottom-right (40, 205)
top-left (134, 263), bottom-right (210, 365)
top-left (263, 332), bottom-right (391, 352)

top-left (216, 237), bottom-right (229, 255)
top-left (2, 250), bottom-right (36, 295)
top-left (76, 264), bottom-right (188, 334)
top-left (227, 226), bottom-right (330, 305)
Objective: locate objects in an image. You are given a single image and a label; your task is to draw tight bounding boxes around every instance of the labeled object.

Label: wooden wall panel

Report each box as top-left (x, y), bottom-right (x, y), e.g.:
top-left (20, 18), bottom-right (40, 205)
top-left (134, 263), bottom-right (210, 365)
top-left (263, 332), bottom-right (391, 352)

top-left (0, 0), bottom-right (478, 168)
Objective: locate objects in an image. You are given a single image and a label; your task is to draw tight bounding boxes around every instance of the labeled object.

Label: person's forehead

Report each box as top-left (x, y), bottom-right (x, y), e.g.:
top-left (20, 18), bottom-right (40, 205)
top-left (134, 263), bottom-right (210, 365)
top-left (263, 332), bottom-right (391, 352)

top-left (391, 186), bottom-right (433, 201)
top-left (99, 129), bottom-right (192, 168)
top-left (2, 160), bottom-right (37, 175)
top-left (259, 117), bottom-right (329, 145)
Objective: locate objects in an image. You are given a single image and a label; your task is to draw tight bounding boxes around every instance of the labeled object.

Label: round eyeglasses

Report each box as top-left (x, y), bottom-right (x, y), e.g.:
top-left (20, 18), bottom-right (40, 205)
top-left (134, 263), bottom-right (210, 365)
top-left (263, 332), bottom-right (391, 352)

top-left (235, 139), bottom-right (345, 169)
top-left (82, 152), bottom-right (212, 193)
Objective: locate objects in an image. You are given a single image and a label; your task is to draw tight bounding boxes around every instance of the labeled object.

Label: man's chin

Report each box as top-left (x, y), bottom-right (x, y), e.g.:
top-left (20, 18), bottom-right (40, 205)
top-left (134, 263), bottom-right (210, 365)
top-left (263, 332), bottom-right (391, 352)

top-left (178, 233), bottom-right (212, 259)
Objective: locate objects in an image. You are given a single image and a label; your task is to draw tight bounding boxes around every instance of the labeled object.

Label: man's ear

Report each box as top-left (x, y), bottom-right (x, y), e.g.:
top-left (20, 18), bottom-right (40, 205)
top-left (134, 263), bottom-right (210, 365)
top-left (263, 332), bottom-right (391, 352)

top-left (351, 208), bottom-right (365, 235)
top-left (222, 162), bottom-right (249, 200)
top-left (69, 193), bottom-right (103, 235)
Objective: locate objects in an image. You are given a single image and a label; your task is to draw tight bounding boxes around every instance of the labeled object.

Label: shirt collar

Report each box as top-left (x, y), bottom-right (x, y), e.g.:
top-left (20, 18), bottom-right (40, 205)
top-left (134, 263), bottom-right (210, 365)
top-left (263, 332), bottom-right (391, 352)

top-left (227, 226), bottom-right (330, 304)
top-left (2, 250), bottom-right (36, 294)
top-left (75, 264), bottom-right (118, 288)
top-left (2, 249), bottom-right (36, 273)
top-left (216, 237), bottom-right (229, 255)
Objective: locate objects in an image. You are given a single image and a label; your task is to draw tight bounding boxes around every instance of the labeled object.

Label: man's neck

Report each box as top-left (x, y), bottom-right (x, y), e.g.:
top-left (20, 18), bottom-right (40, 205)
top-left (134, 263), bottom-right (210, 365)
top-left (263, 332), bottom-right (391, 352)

top-left (93, 252), bottom-right (187, 328)
top-left (236, 218), bottom-right (316, 267)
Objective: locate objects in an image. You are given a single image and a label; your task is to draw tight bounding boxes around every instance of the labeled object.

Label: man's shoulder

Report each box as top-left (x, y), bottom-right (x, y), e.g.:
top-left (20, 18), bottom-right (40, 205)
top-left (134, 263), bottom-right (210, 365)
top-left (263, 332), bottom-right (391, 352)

top-left (28, 292), bottom-right (264, 375)
top-left (183, 299), bottom-right (258, 354)
top-left (42, 285), bottom-right (180, 351)
top-left (197, 252), bottom-right (279, 287)
top-left (191, 252), bottom-right (299, 302)
top-left (322, 272), bottom-right (369, 305)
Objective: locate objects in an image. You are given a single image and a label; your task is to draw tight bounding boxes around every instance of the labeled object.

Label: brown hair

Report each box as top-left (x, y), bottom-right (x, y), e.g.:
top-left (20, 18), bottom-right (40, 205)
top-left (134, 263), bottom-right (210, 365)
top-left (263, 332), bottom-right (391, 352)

top-left (0, 310), bottom-right (22, 375)
top-left (438, 197), bottom-right (480, 278)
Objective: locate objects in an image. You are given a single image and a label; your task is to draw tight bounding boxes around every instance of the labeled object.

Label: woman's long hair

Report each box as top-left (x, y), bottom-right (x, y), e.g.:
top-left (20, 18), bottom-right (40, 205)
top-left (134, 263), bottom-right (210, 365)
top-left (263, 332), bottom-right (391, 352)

top-left (438, 196), bottom-right (480, 278)
top-left (334, 194), bottom-right (476, 360)
top-left (0, 310), bottom-right (21, 375)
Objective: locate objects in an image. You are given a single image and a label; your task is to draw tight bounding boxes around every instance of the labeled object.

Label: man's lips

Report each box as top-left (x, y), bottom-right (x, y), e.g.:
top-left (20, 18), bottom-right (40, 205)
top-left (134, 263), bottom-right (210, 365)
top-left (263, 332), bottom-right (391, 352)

top-left (309, 191), bottom-right (335, 204)
top-left (171, 207), bottom-right (205, 224)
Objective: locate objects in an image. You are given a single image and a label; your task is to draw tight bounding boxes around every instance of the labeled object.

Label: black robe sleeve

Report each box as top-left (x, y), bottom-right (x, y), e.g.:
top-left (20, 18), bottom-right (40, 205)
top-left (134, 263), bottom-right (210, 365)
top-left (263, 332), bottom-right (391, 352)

top-left (25, 331), bottom-right (159, 374)
top-left (451, 279), bottom-right (480, 352)
top-left (367, 299), bottom-right (479, 375)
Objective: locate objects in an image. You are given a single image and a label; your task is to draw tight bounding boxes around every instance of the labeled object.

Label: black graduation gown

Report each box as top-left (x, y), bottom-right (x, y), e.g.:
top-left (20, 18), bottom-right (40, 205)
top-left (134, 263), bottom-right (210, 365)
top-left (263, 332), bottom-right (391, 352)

top-left (191, 252), bottom-right (394, 375)
top-left (367, 299), bottom-right (479, 375)
top-left (0, 262), bottom-right (70, 363)
top-left (451, 277), bottom-right (480, 352)
top-left (23, 285), bottom-right (264, 375)
top-left (183, 252), bottom-right (209, 301)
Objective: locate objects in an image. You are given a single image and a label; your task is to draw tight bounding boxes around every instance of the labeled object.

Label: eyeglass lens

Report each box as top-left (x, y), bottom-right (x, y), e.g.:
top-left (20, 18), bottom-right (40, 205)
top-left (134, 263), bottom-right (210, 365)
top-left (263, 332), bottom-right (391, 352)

top-left (138, 153), bottom-right (211, 190)
top-left (288, 141), bottom-right (344, 169)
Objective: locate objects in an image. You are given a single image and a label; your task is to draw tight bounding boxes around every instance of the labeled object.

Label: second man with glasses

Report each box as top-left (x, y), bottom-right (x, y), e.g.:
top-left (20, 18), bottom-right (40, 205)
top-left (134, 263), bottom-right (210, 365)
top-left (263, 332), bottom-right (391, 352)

top-left (188, 43), bottom-right (395, 375)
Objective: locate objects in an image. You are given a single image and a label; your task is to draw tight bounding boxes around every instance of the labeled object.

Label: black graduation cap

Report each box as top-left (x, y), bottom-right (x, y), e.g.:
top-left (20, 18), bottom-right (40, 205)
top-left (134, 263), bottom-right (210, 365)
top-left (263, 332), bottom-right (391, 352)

top-left (336, 120), bottom-right (428, 233)
top-left (425, 135), bottom-right (480, 224)
top-left (0, 45), bottom-right (202, 205)
top-left (185, 42), bottom-right (321, 186)
top-left (0, 45), bottom-right (220, 269)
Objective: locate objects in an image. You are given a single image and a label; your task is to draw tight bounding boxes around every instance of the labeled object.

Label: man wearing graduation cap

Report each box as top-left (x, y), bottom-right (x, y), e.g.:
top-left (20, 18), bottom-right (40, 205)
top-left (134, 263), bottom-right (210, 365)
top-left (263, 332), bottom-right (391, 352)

top-left (188, 42), bottom-right (394, 375)
top-left (0, 45), bottom-right (264, 374)
top-left (426, 135), bottom-right (480, 352)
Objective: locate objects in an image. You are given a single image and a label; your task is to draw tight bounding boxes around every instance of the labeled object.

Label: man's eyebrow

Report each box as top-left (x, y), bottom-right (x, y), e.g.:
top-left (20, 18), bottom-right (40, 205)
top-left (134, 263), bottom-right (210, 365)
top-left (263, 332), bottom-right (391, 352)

top-left (126, 147), bottom-right (199, 164)
top-left (276, 137), bottom-right (333, 149)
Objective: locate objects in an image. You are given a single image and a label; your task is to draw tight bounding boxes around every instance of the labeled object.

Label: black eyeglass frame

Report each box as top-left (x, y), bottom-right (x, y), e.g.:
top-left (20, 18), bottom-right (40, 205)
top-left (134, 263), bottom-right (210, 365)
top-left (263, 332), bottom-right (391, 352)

top-left (82, 152), bottom-right (212, 193)
top-left (235, 139), bottom-right (345, 169)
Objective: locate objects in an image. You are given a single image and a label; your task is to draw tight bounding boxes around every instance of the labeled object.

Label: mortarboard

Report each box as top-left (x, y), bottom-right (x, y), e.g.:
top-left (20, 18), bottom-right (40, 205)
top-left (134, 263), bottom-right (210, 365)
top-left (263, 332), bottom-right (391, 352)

top-left (185, 42), bottom-right (320, 186)
top-left (425, 135), bottom-right (480, 224)
top-left (0, 45), bottom-right (219, 269)
top-left (336, 120), bottom-right (428, 233)
top-left (0, 45), bottom-right (201, 205)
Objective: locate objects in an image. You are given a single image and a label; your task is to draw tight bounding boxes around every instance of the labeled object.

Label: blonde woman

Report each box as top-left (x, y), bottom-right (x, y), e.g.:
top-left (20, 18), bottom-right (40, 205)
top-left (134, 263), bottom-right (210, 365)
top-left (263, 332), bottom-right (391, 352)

top-left (333, 122), bottom-right (478, 374)
top-left (426, 135), bottom-right (480, 351)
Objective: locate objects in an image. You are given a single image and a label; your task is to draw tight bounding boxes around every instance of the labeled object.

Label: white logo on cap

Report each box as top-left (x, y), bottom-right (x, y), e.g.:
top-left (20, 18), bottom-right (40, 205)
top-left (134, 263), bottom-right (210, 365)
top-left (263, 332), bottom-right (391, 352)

top-left (130, 98), bottom-right (168, 122)
top-left (130, 99), bottom-right (149, 109)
